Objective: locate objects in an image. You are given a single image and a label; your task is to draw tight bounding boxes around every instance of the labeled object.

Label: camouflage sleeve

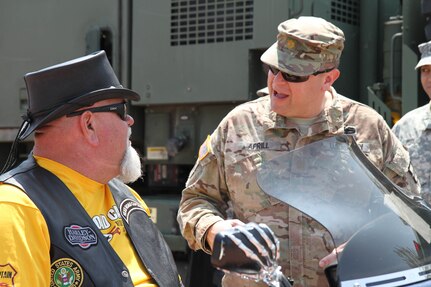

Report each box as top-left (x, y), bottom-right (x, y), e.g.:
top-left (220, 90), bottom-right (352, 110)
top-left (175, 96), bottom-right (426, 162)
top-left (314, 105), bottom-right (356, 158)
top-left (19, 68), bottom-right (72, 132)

top-left (380, 122), bottom-right (421, 197)
top-left (391, 119), bottom-right (409, 147)
top-left (177, 134), bottom-right (230, 253)
top-left (391, 121), bottom-right (401, 137)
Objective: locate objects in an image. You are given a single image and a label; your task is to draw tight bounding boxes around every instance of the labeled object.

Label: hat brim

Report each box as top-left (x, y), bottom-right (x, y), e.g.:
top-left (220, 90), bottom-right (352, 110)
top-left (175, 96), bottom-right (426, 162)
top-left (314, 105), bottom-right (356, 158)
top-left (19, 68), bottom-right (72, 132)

top-left (19, 87), bottom-right (140, 140)
top-left (260, 42), bottom-right (322, 77)
top-left (415, 56), bottom-right (431, 69)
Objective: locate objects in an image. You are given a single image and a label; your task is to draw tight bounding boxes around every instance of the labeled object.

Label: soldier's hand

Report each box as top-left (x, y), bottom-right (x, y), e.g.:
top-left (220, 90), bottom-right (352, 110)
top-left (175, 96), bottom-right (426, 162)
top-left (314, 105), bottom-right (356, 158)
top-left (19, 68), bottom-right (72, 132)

top-left (206, 219), bottom-right (245, 251)
top-left (211, 222), bottom-right (286, 286)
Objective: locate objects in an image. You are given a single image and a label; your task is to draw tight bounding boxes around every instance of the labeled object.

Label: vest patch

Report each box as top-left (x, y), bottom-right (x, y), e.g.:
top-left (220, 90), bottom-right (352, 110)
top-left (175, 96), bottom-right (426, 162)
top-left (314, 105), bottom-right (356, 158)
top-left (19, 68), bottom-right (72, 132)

top-left (64, 225), bottom-right (98, 249)
top-left (120, 198), bottom-right (146, 224)
top-left (0, 263), bottom-right (17, 287)
top-left (51, 258), bottom-right (83, 287)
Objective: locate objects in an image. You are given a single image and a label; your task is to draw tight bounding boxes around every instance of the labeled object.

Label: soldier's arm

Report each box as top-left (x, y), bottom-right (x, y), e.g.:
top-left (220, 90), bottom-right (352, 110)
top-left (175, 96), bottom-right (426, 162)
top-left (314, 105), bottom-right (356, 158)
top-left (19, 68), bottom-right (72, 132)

top-left (177, 135), bottom-right (232, 253)
top-left (381, 122), bottom-right (421, 196)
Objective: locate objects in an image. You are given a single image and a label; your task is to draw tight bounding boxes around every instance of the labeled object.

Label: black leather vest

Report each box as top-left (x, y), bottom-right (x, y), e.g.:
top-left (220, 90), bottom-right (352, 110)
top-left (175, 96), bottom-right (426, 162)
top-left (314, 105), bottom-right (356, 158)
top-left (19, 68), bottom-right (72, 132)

top-left (0, 156), bottom-right (182, 287)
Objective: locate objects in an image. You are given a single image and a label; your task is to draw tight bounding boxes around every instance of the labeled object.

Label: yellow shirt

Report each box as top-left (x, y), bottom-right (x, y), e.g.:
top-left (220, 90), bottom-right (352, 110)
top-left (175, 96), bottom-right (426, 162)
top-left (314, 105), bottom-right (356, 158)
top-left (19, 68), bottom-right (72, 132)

top-left (0, 156), bottom-right (157, 287)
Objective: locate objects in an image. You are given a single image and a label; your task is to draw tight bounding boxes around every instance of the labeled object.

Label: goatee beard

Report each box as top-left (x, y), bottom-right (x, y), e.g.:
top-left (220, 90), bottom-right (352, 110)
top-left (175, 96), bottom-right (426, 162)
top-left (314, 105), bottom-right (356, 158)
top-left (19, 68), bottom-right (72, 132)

top-left (116, 145), bottom-right (142, 184)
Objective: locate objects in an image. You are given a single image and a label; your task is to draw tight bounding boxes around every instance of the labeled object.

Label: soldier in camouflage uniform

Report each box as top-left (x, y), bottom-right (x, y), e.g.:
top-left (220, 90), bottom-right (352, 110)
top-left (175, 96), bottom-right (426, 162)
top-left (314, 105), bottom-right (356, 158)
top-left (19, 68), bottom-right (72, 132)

top-left (393, 40), bottom-right (431, 201)
top-left (177, 17), bottom-right (420, 287)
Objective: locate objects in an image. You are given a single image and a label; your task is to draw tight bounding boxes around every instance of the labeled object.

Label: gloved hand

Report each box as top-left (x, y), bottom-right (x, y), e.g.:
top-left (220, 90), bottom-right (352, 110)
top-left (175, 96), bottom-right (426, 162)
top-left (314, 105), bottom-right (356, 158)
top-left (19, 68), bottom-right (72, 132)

top-left (211, 222), bottom-right (290, 287)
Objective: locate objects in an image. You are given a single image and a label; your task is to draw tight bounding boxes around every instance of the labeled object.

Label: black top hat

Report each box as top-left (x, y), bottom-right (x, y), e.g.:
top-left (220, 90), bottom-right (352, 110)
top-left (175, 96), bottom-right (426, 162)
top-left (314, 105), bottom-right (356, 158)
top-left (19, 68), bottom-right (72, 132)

top-left (19, 50), bottom-right (140, 140)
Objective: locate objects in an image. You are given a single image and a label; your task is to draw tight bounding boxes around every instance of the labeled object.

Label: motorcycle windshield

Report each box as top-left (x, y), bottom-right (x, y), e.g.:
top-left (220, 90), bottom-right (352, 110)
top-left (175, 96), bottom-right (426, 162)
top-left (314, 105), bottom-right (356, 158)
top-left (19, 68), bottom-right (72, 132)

top-left (257, 136), bottom-right (431, 286)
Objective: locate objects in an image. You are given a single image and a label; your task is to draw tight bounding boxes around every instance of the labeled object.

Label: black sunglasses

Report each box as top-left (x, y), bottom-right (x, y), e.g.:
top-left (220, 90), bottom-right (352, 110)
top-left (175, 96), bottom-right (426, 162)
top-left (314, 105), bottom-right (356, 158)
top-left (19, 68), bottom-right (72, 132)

top-left (266, 65), bottom-right (334, 83)
top-left (66, 102), bottom-right (128, 120)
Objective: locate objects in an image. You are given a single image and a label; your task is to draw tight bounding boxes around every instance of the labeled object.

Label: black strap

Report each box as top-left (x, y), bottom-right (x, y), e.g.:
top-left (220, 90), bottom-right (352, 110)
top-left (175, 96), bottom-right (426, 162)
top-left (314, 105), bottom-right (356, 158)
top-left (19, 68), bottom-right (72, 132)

top-left (1, 120), bottom-right (31, 174)
top-left (109, 180), bottom-right (182, 287)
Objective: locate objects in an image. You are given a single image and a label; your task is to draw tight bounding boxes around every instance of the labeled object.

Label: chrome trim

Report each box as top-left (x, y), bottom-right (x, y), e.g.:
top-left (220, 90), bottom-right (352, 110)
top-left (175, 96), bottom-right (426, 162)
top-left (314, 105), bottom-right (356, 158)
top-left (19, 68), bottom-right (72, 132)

top-left (341, 263), bottom-right (431, 287)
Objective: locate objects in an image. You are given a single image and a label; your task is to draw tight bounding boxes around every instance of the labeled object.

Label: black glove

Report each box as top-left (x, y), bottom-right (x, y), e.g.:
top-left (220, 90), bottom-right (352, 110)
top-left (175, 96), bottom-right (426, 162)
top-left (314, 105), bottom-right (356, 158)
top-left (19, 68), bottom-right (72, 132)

top-left (211, 222), bottom-right (290, 287)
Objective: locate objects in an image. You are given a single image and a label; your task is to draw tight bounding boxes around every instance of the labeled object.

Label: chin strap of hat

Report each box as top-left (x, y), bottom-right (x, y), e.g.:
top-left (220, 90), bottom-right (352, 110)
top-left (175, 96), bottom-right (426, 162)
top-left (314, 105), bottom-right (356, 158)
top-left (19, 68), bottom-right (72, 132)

top-left (0, 119), bottom-right (31, 174)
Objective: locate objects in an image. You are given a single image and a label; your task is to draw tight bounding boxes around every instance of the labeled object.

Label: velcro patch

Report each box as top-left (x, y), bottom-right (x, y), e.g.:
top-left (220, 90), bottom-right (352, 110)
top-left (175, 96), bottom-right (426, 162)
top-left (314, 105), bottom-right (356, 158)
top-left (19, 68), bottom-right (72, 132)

top-left (198, 135), bottom-right (212, 161)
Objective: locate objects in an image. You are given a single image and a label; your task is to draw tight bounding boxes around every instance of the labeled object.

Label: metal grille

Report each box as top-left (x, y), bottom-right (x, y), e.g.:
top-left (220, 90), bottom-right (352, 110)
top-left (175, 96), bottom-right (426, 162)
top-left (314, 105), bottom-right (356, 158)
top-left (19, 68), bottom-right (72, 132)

top-left (170, 0), bottom-right (254, 46)
top-left (330, 0), bottom-right (359, 26)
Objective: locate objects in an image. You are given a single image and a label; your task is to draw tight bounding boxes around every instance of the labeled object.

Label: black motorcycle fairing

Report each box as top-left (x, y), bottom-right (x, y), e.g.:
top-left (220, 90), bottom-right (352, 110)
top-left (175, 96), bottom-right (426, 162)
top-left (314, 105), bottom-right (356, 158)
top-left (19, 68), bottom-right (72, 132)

top-left (257, 135), bottom-right (431, 286)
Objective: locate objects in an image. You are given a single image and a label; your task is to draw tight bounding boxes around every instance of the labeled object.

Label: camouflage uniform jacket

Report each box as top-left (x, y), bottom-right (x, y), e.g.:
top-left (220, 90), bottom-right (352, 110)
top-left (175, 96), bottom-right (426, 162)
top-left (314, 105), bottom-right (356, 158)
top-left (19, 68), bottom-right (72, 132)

top-left (392, 102), bottom-right (431, 199)
top-left (178, 87), bottom-right (420, 287)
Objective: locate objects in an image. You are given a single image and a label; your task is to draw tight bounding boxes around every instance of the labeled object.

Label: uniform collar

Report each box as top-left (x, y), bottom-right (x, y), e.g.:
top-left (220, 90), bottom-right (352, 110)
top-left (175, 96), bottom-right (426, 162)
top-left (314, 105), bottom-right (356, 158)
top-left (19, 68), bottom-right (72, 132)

top-left (264, 87), bottom-right (344, 135)
top-left (425, 101), bottom-right (431, 130)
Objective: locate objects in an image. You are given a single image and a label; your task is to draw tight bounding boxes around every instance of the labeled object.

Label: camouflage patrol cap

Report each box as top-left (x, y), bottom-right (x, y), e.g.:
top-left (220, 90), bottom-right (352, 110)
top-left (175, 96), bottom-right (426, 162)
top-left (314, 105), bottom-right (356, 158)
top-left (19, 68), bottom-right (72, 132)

top-left (415, 40), bottom-right (431, 69)
top-left (261, 16), bottom-right (345, 76)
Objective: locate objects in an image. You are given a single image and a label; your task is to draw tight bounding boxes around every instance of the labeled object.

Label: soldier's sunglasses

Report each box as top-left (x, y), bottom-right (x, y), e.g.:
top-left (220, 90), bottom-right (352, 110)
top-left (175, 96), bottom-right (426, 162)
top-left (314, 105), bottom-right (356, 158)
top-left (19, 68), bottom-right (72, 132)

top-left (66, 102), bottom-right (128, 120)
top-left (266, 64), bottom-right (333, 83)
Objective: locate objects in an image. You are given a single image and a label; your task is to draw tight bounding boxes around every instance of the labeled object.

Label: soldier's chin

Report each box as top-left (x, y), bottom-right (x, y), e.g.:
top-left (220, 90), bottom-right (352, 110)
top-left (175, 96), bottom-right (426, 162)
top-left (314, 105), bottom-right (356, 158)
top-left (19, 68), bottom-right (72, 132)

top-left (117, 146), bottom-right (142, 184)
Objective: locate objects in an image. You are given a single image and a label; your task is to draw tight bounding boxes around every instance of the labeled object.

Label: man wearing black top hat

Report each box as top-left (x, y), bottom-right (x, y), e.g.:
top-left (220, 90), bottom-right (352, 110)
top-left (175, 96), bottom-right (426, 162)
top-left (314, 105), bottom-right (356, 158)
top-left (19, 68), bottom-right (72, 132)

top-left (0, 51), bottom-right (182, 287)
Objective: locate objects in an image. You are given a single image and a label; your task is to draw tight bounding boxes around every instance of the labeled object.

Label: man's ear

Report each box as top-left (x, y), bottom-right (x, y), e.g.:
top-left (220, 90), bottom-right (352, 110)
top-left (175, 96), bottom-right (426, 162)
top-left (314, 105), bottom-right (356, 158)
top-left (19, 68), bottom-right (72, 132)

top-left (322, 69), bottom-right (340, 91)
top-left (79, 112), bottom-right (99, 146)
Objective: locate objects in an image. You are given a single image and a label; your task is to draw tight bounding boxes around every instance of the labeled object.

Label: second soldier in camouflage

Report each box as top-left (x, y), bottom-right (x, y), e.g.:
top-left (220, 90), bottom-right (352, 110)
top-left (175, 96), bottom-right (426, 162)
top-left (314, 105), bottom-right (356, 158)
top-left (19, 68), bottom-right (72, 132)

top-left (177, 16), bottom-right (420, 287)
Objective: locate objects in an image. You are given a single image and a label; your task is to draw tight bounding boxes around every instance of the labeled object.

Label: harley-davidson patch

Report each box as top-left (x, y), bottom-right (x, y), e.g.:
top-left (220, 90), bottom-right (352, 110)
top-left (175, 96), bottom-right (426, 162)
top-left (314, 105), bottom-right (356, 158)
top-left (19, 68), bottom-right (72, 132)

top-left (119, 198), bottom-right (145, 224)
top-left (51, 258), bottom-right (83, 287)
top-left (0, 263), bottom-right (17, 287)
top-left (64, 225), bottom-right (97, 249)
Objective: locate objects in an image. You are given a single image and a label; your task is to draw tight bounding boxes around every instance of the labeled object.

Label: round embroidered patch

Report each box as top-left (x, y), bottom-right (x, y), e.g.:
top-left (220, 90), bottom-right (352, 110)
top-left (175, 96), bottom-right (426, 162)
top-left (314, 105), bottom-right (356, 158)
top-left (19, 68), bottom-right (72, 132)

top-left (50, 258), bottom-right (83, 287)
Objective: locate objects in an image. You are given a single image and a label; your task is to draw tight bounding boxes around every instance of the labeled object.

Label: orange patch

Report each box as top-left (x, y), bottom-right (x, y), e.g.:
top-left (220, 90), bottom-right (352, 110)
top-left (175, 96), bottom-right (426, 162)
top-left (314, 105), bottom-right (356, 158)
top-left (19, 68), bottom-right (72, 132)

top-left (287, 39), bottom-right (296, 49)
top-left (198, 135), bottom-right (212, 161)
